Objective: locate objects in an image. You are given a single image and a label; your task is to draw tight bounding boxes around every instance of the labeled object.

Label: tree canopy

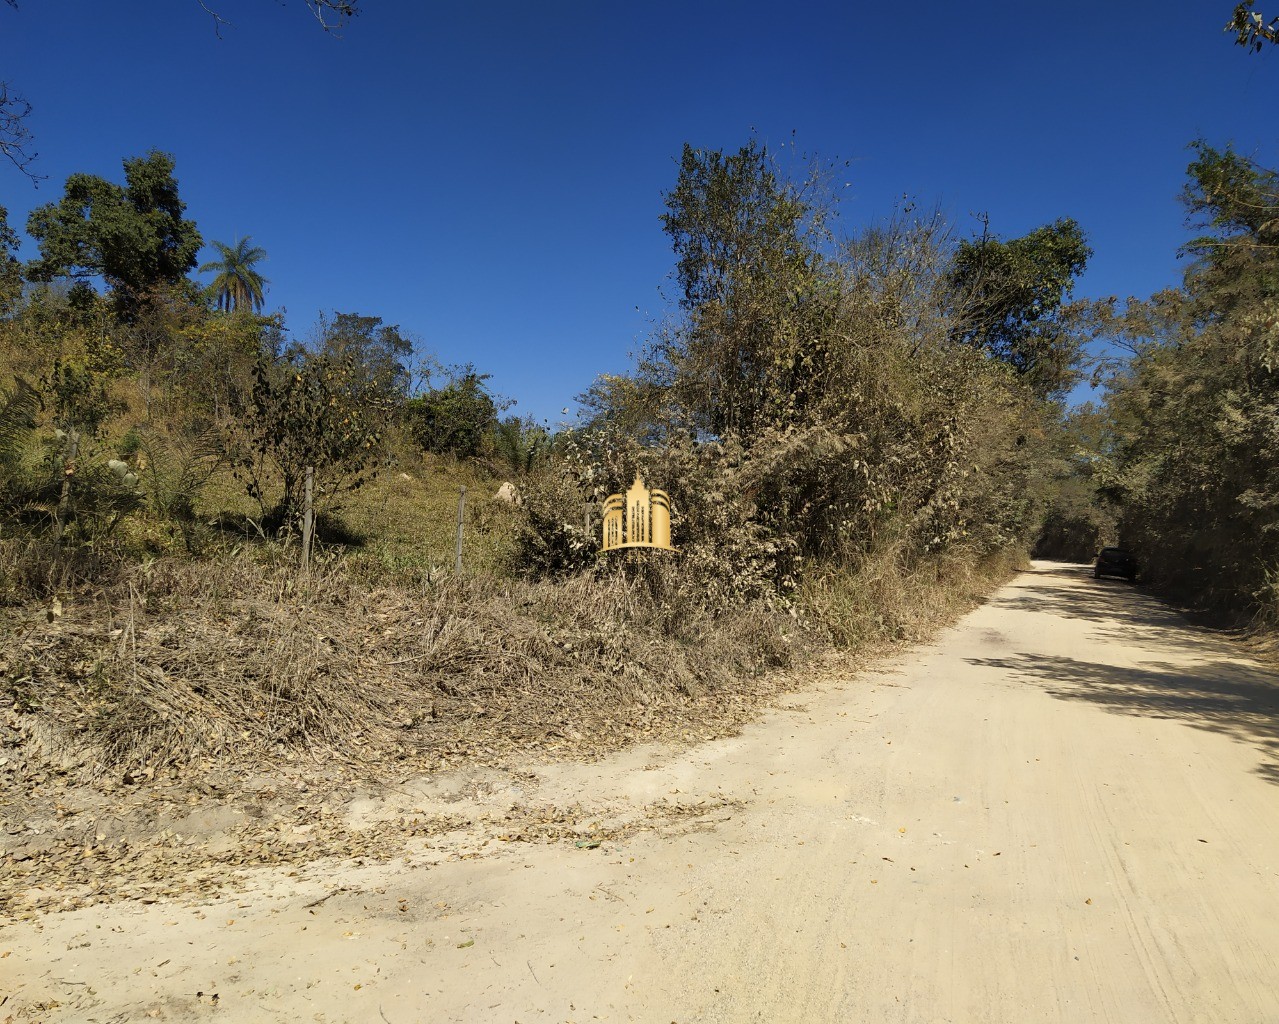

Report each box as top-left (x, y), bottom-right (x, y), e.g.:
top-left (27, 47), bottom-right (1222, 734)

top-left (1180, 141), bottom-right (1279, 318)
top-left (312, 311), bottom-right (412, 397)
top-left (949, 218), bottom-right (1092, 401)
top-left (657, 140), bottom-right (835, 438)
top-left (26, 151), bottom-right (202, 311)
top-left (406, 370), bottom-right (501, 459)
top-left (1099, 143), bottom-right (1279, 616)
top-left (200, 237), bottom-right (269, 313)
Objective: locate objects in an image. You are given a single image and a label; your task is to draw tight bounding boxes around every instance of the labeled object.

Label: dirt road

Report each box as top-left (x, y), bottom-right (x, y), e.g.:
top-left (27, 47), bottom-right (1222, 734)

top-left (5, 561), bottom-right (1279, 1023)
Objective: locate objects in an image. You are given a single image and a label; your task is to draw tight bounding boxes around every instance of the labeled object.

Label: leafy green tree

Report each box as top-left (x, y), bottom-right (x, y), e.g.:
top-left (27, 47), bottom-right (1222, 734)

top-left (406, 370), bottom-right (500, 458)
top-left (658, 140), bottom-right (836, 438)
top-left (948, 218), bottom-right (1092, 401)
top-left (1031, 404), bottom-right (1117, 560)
top-left (1101, 144), bottom-right (1279, 616)
top-left (312, 311), bottom-right (412, 398)
top-left (200, 236), bottom-right (269, 312)
top-left (1180, 141), bottom-right (1279, 320)
top-left (228, 350), bottom-right (395, 528)
top-left (26, 151), bottom-right (202, 314)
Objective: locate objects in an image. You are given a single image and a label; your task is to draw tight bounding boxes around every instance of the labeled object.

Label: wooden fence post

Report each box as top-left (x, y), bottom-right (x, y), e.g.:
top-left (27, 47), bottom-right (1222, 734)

top-left (301, 464), bottom-right (314, 573)
top-left (455, 485), bottom-right (467, 575)
top-left (54, 429), bottom-right (79, 550)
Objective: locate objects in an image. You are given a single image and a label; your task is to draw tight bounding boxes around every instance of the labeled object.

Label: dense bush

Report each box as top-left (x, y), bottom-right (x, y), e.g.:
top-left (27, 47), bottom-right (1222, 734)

top-left (1099, 145), bottom-right (1279, 620)
top-left (520, 142), bottom-right (1084, 624)
top-left (405, 369), bottom-right (500, 459)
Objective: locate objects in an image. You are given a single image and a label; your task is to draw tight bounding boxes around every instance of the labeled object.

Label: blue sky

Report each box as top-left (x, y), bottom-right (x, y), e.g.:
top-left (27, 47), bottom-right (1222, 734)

top-left (3, 1), bottom-right (1276, 422)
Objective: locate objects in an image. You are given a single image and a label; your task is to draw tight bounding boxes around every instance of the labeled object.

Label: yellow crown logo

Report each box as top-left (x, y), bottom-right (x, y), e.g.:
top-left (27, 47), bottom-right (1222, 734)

top-left (601, 474), bottom-right (676, 553)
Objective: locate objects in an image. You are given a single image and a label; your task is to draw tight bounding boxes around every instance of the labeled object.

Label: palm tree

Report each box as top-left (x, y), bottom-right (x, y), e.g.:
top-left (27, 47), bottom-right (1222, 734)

top-left (200, 236), bottom-right (269, 312)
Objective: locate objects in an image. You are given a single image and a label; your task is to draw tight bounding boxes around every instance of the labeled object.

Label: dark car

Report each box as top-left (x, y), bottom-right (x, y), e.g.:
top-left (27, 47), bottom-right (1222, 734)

top-left (1094, 547), bottom-right (1138, 582)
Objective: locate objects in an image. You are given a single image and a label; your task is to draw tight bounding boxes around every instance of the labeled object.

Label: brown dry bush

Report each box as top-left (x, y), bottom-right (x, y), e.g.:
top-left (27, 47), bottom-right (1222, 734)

top-left (1, 553), bottom-right (801, 778)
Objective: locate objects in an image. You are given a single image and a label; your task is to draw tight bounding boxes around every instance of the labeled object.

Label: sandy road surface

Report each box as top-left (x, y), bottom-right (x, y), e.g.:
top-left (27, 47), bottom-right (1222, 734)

top-left (4, 561), bottom-right (1279, 1023)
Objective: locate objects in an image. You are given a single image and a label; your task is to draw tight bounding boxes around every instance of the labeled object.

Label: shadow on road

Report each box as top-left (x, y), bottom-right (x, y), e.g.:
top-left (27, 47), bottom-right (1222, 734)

top-left (991, 563), bottom-right (1208, 632)
top-left (970, 562), bottom-right (1279, 785)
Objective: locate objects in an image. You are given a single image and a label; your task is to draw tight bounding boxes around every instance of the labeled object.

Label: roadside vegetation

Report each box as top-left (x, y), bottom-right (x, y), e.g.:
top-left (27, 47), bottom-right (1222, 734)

top-left (0, 141), bottom-right (1095, 779)
top-left (5, 146), bottom-right (1275, 781)
top-left (1069, 143), bottom-right (1279, 626)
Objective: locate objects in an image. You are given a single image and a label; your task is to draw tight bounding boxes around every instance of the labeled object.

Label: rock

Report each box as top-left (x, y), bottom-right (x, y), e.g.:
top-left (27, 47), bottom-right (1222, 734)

top-left (495, 482), bottom-right (520, 505)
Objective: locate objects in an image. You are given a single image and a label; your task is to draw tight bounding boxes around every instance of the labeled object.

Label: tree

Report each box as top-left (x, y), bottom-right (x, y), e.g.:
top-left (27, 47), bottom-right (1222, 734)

top-left (1100, 145), bottom-right (1279, 617)
top-left (1180, 141), bottom-right (1279, 319)
top-left (405, 370), bottom-right (500, 458)
top-left (658, 140), bottom-right (836, 437)
top-left (948, 218), bottom-right (1092, 401)
top-left (312, 311), bottom-right (412, 397)
top-left (26, 151), bottom-right (202, 314)
top-left (574, 138), bottom-right (1063, 591)
top-left (1229, 1), bottom-right (1279, 51)
top-left (489, 414), bottom-right (549, 475)
top-left (228, 349), bottom-right (394, 528)
top-left (0, 204), bottom-right (22, 314)
top-left (199, 236), bottom-right (268, 312)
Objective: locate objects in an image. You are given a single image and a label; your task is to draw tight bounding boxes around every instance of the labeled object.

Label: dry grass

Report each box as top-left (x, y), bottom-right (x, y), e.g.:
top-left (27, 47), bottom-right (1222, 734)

top-left (797, 545), bottom-right (1026, 650)
top-left (190, 450), bottom-right (519, 579)
top-left (2, 435), bottom-right (1025, 788)
top-left (2, 554), bottom-right (801, 779)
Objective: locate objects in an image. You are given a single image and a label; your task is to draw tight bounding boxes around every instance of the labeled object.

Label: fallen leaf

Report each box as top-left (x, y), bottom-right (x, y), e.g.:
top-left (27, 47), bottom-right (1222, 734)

top-left (457, 939), bottom-right (474, 949)
top-left (1084, 898), bottom-right (1092, 905)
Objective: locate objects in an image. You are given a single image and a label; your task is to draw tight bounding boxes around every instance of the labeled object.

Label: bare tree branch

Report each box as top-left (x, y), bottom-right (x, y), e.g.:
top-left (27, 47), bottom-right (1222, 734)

top-left (0, 0), bottom-right (360, 183)
top-left (0, 81), bottom-right (42, 183)
top-left (197, 1), bottom-right (359, 35)
top-left (197, 1), bottom-right (359, 34)
top-left (196, 0), bottom-right (233, 37)
top-left (304, 0), bottom-right (359, 32)
top-left (0, 1), bottom-right (43, 183)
